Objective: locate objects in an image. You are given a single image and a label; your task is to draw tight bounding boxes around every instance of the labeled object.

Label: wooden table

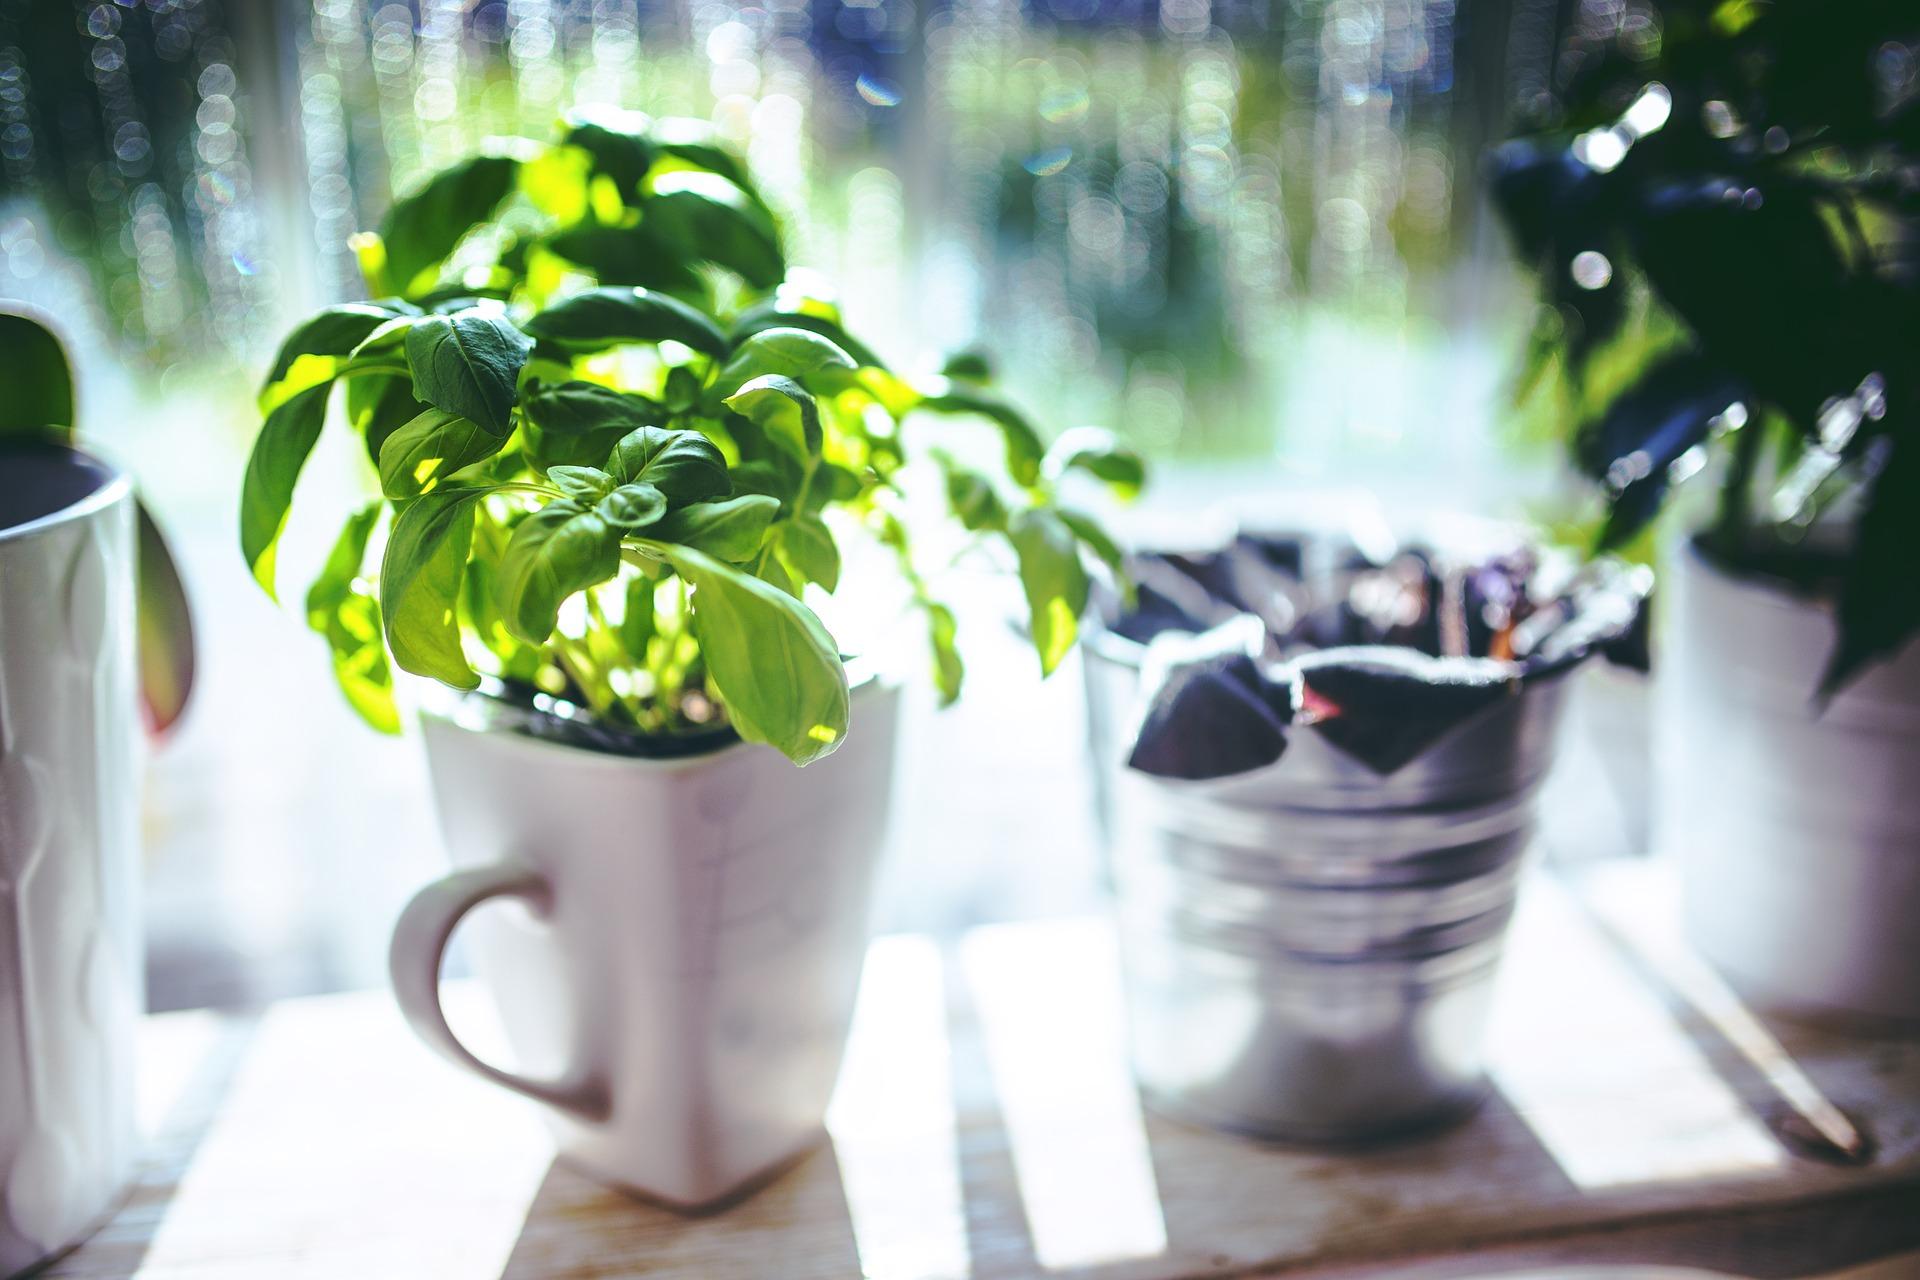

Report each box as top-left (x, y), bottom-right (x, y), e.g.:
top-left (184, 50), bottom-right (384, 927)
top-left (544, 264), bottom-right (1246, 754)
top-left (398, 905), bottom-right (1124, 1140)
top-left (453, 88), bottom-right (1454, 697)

top-left (48, 863), bottom-right (1920, 1280)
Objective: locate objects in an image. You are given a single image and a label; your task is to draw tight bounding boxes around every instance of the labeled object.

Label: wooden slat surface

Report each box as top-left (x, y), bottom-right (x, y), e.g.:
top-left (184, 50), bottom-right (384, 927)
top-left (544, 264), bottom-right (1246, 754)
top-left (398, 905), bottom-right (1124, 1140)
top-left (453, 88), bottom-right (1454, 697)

top-left (47, 864), bottom-right (1920, 1280)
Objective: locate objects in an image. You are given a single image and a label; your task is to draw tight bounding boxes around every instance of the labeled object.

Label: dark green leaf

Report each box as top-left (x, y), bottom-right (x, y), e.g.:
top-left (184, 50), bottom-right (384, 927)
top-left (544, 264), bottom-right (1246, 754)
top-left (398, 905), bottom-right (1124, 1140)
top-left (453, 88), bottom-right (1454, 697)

top-left (1044, 427), bottom-right (1146, 499)
top-left (404, 310), bottom-right (534, 436)
top-left (649, 494), bottom-right (778, 561)
top-left (240, 380), bottom-right (333, 598)
top-left (723, 375), bottom-right (821, 463)
top-left (597, 482), bottom-right (667, 531)
top-left (378, 408), bottom-right (509, 499)
top-left (658, 543), bottom-right (849, 765)
top-left (519, 380), bottom-right (658, 471)
top-left (346, 374), bottom-right (430, 465)
top-left (562, 111), bottom-right (654, 197)
top-left (380, 487), bottom-right (491, 689)
top-left (544, 224), bottom-right (708, 298)
top-left (912, 384), bottom-right (1047, 487)
top-left (264, 302), bottom-right (412, 391)
top-left (1589, 353), bottom-right (1748, 552)
top-left (650, 117), bottom-right (768, 207)
top-left (943, 462), bottom-right (1007, 531)
top-left (607, 425), bottom-right (730, 504)
top-left (940, 350), bottom-right (993, 381)
top-left (497, 499), bottom-right (622, 642)
top-left (1009, 508), bottom-right (1090, 676)
top-left (640, 171), bottom-right (783, 289)
top-left (548, 465), bottom-right (616, 501)
top-left (662, 365), bottom-right (702, 413)
top-left (1823, 439), bottom-right (1920, 697)
top-left (523, 286), bottom-right (729, 357)
top-left (0, 310), bottom-right (74, 442)
top-left (379, 154), bottom-right (520, 294)
top-left (306, 503), bottom-right (398, 734)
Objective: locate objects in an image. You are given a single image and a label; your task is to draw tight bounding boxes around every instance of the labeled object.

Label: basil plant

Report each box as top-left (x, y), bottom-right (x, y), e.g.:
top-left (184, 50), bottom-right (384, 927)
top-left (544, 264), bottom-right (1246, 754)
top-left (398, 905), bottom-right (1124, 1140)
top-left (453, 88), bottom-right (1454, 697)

top-left (240, 114), bottom-right (1141, 766)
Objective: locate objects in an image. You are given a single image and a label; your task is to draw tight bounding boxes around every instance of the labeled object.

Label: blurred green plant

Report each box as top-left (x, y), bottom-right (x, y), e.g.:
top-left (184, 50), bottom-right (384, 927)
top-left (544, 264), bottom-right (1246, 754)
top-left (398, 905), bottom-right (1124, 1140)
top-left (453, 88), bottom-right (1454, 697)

top-left (240, 112), bottom-right (1142, 764)
top-left (1492, 0), bottom-right (1920, 694)
top-left (0, 309), bottom-right (195, 732)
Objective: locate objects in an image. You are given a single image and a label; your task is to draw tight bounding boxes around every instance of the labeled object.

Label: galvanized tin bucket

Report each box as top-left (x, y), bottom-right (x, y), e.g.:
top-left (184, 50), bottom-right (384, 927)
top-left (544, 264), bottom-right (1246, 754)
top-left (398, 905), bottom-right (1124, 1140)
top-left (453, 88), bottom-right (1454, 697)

top-left (1085, 630), bottom-right (1572, 1142)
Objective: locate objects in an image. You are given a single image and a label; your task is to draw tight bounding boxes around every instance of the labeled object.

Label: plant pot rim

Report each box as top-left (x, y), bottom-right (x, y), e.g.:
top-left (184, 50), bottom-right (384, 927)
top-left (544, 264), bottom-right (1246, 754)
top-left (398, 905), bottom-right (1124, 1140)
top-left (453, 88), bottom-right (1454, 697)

top-left (417, 669), bottom-right (895, 769)
top-left (0, 442), bottom-right (131, 546)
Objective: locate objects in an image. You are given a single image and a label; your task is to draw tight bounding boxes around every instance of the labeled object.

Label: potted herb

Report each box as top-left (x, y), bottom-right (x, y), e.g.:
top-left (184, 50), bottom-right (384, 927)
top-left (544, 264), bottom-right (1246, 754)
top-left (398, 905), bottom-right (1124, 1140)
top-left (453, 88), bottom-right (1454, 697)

top-left (239, 113), bottom-right (1140, 1207)
top-left (0, 310), bottom-right (193, 1270)
top-left (1492, 1), bottom-right (1920, 1019)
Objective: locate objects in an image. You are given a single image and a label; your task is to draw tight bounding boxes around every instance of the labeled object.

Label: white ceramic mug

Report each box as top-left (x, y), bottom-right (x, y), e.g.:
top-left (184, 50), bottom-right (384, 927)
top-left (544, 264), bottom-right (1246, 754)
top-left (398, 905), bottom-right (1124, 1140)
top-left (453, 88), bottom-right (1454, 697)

top-left (0, 446), bottom-right (142, 1275)
top-left (389, 681), bottom-right (900, 1209)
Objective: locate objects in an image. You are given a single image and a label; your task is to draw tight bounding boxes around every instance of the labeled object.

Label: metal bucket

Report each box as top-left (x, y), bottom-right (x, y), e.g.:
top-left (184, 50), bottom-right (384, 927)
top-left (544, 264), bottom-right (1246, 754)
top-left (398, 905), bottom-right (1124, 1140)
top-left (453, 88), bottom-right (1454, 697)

top-left (1085, 632), bottom-right (1571, 1142)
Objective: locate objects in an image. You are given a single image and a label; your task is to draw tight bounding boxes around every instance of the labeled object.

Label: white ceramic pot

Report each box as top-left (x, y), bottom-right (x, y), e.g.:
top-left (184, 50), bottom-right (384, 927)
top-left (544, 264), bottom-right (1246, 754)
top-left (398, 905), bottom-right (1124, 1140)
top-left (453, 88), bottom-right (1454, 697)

top-left (390, 681), bottom-right (901, 1209)
top-left (0, 448), bottom-right (143, 1276)
top-left (1659, 539), bottom-right (1920, 1021)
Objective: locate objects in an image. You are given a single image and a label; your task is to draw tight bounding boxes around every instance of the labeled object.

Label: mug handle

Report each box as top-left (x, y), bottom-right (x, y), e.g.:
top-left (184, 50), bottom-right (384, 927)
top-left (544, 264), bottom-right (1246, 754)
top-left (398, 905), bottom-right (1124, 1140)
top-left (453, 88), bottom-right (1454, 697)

top-left (389, 863), bottom-right (609, 1121)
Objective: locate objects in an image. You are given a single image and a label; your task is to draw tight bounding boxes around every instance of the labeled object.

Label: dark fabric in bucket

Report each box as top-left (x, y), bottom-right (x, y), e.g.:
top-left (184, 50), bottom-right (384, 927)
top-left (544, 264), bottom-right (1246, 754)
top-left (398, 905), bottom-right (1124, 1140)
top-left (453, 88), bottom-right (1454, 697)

top-left (1113, 532), bottom-right (1649, 781)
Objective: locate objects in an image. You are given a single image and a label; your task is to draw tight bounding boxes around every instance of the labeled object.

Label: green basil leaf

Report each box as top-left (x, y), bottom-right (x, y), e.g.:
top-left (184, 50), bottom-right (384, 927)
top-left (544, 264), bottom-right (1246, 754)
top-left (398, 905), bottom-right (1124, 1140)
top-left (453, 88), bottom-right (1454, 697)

top-left (727, 301), bottom-right (885, 370)
top-left (641, 171), bottom-right (783, 289)
top-left (755, 551), bottom-right (800, 598)
top-left (345, 372), bottom-right (430, 465)
top-left (622, 575), bottom-right (656, 658)
top-left (462, 532), bottom-right (537, 678)
top-left (649, 494), bottom-right (778, 561)
top-left (518, 144), bottom-right (591, 224)
top-left (404, 310), bottom-right (534, 436)
top-left (1043, 426), bottom-right (1146, 499)
top-left (776, 515), bottom-right (841, 592)
top-left (378, 408), bottom-right (509, 499)
top-left (523, 286), bottom-right (729, 357)
top-left (0, 310), bottom-right (74, 442)
top-left (940, 350), bottom-right (993, 381)
top-left (562, 107), bottom-right (655, 197)
top-left (943, 462), bottom-right (1007, 531)
top-left (723, 375), bottom-right (821, 463)
top-left (1009, 508), bottom-right (1090, 677)
top-left (521, 381), bottom-right (657, 434)
top-left (726, 459), bottom-right (795, 505)
top-left (264, 302), bottom-right (413, 392)
top-left (657, 543), bottom-right (849, 765)
top-left (710, 327), bottom-right (857, 403)
top-left (927, 601), bottom-right (964, 706)
top-left (607, 425), bottom-right (731, 504)
top-left (548, 465), bottom-right (616, 501)
top-left (240, 380), bottom-right (333, 598)
top-left (544, 224), bottom-right (708, 297)
top-left (662, 365), bottom-right (702, 414)
top-left (1057, 508), bottom-right (1135, 607)
top-left (597, 482), bottom-right (667, 531)
top-left (912, 384), bottom-right (1046, 487)
top-left (651, 117), bottom-right (769, 207)
top-left (379, 154), bottom-right (520, 294)
top-left (380, 487), bottom-right (491, 689)
top-left (497, 499), bottom-right (622, 642)
top-left (307, 502), bottom-right (379, 623)
top-left (518, 380), bottom-right (653, 470)
top-left (306, 503), bottom-right (399, 734)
